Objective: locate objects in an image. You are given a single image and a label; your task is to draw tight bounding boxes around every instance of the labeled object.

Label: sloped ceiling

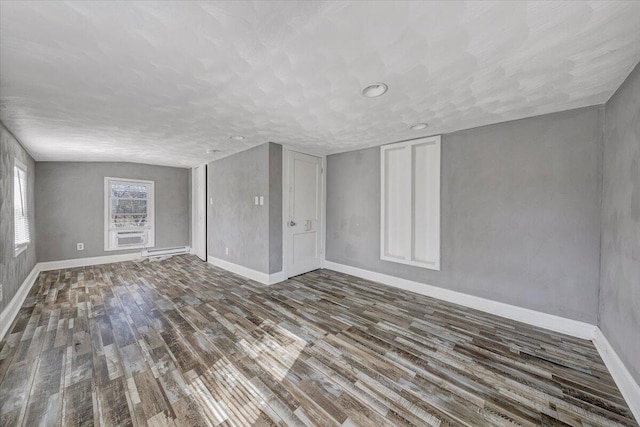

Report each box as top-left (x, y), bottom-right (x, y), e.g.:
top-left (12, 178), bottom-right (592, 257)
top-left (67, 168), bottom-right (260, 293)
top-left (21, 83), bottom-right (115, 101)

top-left (1, 1), bottom-right (639, 167)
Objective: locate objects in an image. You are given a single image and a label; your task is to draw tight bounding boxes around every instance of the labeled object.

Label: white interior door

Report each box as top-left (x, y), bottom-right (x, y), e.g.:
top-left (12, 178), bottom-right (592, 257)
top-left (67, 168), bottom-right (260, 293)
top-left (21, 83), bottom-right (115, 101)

top-left (191, 164), bottom-right (207, 261)
top-left (286, 151), bottom-right (323, 277)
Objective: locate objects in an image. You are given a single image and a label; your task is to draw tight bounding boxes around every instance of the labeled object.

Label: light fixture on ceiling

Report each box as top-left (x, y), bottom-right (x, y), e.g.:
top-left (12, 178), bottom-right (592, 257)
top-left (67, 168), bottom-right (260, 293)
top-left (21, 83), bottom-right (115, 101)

top-left (410, 123), bottom-right (429, 131)
top-left (206, 149), bottom-right (220, 154)
top-left (361, 82), bottom-right (388, 98)
top-left (229, 135), bottom-right (245, 141)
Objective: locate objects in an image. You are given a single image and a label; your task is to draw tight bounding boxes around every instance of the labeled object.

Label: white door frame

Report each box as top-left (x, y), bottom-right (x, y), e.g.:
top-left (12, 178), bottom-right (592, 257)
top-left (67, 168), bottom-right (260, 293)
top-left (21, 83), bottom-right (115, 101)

top-left (282, 147), bottom-right (326, 278)
top-left (191, 163), bottom-right (207, 261)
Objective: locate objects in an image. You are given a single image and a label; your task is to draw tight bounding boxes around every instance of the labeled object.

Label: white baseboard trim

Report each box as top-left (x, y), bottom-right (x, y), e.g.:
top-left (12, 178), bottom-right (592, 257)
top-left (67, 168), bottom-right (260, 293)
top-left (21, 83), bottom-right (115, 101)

top-left (39, 252), bottom-right (143, 272)
top-left (592, 328), bottom-right (640, 423)
top-left (268, 271), bottom-right (287, 285)
top-left (323, 260), bottom-right (597, 340)
top-left (0, 265), bottom-right (40, 342)
top-left (207, 256), bottom-right (286, 285)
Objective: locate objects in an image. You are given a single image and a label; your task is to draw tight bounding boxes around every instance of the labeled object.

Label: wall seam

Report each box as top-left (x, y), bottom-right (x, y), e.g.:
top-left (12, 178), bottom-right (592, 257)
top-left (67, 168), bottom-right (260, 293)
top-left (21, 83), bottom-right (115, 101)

top-left (0, 120), bottom-right (37, 160)
top-left (597, 103), bottom-right (605, 328)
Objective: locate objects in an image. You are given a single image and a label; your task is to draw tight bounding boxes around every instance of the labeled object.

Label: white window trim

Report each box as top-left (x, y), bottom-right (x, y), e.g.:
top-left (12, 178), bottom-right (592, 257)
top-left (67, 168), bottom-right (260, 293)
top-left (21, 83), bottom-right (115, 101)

top-left (104, 177), bottom-right (155, 252)
top-left (15, 244), bottom-right (27, 257)
top-left (14, 158), bottom-right (29, 257)
top-left (380, 135), bottom-right (441, 270)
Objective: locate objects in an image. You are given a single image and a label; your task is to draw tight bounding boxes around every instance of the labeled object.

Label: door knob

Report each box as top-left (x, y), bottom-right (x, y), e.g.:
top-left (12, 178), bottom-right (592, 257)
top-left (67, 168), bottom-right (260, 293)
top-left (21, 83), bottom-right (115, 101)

top-left (289, 220), bottom-right (296, 227)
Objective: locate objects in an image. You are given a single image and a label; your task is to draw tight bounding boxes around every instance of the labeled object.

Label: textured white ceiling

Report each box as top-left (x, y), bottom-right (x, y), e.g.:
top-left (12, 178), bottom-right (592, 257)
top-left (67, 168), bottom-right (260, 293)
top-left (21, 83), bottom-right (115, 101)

top-left (1, 1), bottom-right (639, 168)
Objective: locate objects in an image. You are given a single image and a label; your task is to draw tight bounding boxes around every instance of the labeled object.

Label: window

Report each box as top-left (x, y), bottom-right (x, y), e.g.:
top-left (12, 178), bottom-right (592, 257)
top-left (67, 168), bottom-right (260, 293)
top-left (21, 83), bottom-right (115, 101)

top-left (381, 135), bottom-right (441, 270)
top-left (14, 158), bottom-right (30, 256)
top-left (104, 177), bottom-right (155, 251)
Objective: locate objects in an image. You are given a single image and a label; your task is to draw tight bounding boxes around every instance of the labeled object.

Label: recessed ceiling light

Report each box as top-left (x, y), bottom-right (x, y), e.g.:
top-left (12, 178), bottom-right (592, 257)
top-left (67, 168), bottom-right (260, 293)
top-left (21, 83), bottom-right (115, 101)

top-left (230, 135), bottom-right (245, 141)
top-left (410, 123), bottom-right (429, 131)
top-left (206, 149), bottom-right (219, 154)
top-left (361, 82), bottom-right (388, 98)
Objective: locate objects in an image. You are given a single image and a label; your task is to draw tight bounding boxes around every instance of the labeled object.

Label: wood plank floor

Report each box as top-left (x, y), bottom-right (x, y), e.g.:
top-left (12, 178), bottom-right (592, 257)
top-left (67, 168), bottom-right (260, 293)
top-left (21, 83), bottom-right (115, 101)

top-left (0, 255), bottom-right (636, 427)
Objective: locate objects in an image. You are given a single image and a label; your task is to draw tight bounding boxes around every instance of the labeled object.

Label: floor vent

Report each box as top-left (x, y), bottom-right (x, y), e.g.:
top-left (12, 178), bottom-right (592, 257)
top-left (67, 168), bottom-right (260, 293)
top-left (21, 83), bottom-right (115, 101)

top-left (142, 246), bottom-right (190, 258)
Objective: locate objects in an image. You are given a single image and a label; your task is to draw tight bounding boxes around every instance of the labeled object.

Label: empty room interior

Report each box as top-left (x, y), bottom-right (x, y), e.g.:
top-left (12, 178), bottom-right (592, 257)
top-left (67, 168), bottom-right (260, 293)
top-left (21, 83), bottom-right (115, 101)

top-left (1, 1), bottom-right (639, 426)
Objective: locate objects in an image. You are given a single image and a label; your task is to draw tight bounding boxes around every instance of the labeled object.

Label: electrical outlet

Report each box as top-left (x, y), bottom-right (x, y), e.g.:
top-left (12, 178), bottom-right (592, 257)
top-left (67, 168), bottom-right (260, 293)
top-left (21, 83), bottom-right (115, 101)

top-left (225, 247), bottom-right (229, 255)
top-left (210, 198), bottom-right (213, 205)
top-left (77, 243), bottom-right (84, 251)
top-left (259, 196), bottom-right (264, 206)
top-left (254, 196), bottom-right (259, 205)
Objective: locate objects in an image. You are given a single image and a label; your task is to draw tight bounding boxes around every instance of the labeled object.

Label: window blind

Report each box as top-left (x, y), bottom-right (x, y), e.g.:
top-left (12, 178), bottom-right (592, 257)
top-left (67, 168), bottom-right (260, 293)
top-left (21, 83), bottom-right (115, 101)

top-left (14, 161), bottom-right (30, 252)
top-left (109, 182), bottom-right (150, 228)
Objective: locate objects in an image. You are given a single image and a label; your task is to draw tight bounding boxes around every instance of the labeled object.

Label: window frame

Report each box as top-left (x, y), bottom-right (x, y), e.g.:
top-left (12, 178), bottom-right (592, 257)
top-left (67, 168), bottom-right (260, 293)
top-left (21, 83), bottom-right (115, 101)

top-left (14, 158), bottom-right (30, 257)
top-left (380, 135), bottom-right (441, 271)
top-left (104, 177), bottom-right (155, 252)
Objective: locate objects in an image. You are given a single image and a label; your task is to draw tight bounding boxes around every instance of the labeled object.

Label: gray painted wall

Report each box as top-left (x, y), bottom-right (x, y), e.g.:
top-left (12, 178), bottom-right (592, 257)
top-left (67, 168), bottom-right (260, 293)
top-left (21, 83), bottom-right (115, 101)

top-left (207, 142), bottom-right (282, 274)
top-left (600, 62), bottom-right (640, 383)
top-left (327, 106), bottom-right (602, 323)
top-left (35, 162), bottom-right (189, 262)
top-left (269, 143), bottom-right (283, 273)
top-left (0, 122), bottom-right (37, 316)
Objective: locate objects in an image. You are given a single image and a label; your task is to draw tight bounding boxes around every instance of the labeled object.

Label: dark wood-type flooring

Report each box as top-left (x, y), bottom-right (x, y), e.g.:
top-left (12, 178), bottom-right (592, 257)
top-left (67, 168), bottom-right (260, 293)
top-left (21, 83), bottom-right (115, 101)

top-left (0, 255), bottom-right (636, 426)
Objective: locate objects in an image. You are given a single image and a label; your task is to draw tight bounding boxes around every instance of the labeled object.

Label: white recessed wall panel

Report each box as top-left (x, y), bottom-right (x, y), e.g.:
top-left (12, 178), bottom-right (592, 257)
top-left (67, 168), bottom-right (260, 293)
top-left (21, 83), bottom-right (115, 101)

top-left (412, 141), bottom-right (440, 268)
top-left (381, 136), bottom-right (440, 270)
top-left (383, 147), bottom-right (411, 260)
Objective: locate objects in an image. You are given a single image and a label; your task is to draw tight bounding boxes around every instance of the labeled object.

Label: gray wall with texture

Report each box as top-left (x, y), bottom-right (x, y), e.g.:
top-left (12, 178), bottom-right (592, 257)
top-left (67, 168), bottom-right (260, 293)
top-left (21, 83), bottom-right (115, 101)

top-left (0, 122), bottom-right (37, 317)
top-left (207, 142), bottom-right (282, 274)
top-left (269, 143), bottom-right (283, 273)
top-left (35, 162), bottom-right (189, 262)
top-left (600, 62), bottom-right (640, 383)
top-left (326, 106), bottom-right (602, 323)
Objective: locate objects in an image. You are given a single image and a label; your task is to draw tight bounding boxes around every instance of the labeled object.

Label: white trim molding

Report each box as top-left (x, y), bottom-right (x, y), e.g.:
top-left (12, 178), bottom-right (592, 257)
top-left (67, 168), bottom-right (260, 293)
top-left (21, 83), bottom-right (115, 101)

top-left (39, 252), bottom-right (142, 272)
top-left (104, 177), bottom-right (155, 252)
top-left (208, 256), bottom-right (285, 285)
top-left (0, 265), bottom-right (40, 342)
top-left (13, 157), bottom-right (31, 257)
top-left (323, 260), bottom-right (597, 340)
top-left (592, 329), bottom-right (640, 423)
top-left (380, 136), bottom-right (441, 271)
top-left (191, 163), bottom-right (207, 261)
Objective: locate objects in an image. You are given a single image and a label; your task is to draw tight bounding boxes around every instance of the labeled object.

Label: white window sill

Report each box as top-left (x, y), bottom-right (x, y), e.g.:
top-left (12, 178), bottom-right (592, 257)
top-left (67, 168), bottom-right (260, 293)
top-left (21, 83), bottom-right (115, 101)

top-left (381, 254), bottom-right (440, 271)
top-left (14, 244), bottom-right (28, 257)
